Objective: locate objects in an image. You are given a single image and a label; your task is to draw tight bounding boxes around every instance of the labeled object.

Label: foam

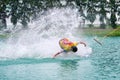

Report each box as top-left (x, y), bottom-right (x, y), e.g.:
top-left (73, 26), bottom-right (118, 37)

top-left (0, 7), bottom-right (92, 59)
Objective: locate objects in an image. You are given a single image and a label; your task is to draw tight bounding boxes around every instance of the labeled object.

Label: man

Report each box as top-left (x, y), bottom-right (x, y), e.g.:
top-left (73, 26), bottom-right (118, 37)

top-left (53, 38), bottom-right (86, 58)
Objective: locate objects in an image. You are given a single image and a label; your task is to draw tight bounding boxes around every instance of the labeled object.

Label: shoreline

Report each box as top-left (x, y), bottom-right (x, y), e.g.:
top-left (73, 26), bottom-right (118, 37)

top-left (0, 28), bottom-right (120, 38)
top-left (81, 28), bottom-right (120, 37)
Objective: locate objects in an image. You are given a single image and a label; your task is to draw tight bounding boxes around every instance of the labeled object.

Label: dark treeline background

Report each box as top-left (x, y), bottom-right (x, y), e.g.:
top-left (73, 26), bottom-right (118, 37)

top-left (0, 0), bottom-right (120, 30)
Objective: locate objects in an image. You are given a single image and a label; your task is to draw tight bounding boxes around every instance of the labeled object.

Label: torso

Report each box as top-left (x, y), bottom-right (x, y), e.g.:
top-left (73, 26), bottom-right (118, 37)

top-left (59, 38), bottom-right (78, 51)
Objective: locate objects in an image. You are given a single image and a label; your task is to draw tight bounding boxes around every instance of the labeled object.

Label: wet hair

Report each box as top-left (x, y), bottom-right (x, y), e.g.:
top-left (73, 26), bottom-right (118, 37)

top-left (71, 46), bottom-right (78, 52)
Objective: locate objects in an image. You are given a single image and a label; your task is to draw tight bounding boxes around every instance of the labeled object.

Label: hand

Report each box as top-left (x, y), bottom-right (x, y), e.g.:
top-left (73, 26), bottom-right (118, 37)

top-left (79, 42), bottom-right (86, 47)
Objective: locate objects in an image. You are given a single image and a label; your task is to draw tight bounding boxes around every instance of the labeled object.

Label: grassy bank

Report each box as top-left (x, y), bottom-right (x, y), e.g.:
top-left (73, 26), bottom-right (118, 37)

top-left (0, 33), bottom-right (10, 38)
top-left (82, 27), bottom-right (120, 37)
top-left (0, 27), bottom-right (120, 38)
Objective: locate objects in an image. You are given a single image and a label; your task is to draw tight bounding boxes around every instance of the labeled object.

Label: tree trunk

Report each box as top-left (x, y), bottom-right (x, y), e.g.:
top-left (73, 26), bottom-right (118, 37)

top-left (0, 12), bottom-right (7, 30)
top-left (110, 12), bottom-right (117, 29)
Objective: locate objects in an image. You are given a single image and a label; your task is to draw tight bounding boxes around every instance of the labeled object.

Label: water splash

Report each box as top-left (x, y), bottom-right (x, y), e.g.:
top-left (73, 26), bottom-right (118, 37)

top-left (0, 7), bottom-right (92, 59)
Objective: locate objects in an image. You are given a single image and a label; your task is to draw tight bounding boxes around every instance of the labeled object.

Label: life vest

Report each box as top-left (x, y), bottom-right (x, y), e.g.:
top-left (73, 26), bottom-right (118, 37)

top-left (59, 38), bottom-right (78, 51)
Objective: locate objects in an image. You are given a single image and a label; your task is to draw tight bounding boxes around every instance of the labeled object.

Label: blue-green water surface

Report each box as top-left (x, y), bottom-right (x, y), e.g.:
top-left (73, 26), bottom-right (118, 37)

top-left (0, 37), bottom-right (120, 80)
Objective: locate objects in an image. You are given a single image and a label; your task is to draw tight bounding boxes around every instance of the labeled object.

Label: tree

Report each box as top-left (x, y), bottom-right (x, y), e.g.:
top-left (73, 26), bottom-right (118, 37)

top-left (99, 0), bottom-right (107, 29)
top-left (0, 0), bottom-right (9, 29)
top-left (9, 0), bottom-right (19, 27)
top-left (109, 0), bottom-right (119, 29)
top-left (86, 0), bottom-right (97, 27)
top-left (0, 0), bottom-right (120, 30)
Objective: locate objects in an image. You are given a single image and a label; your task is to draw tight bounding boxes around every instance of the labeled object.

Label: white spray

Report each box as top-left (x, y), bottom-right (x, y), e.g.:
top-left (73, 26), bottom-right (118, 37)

top-left (0, 7), bottom-right (92, 59)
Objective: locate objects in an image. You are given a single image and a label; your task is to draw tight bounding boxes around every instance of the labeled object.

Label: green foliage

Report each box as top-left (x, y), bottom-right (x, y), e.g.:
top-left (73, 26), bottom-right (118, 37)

top-left (0, 0), bottom-right (120, 29)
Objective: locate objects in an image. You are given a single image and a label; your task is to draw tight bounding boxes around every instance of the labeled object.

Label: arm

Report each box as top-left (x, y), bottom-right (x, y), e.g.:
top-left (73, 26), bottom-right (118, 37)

top-left (79, 41), bottom-right (86, 47)
top-left (53, 50), bottom-right (64, 58)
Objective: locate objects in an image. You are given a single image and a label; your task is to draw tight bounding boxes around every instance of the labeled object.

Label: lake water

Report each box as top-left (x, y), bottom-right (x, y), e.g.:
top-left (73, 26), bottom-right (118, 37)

top-left (0, 37), bottom-right (119, 80)
top-left (0, 7), bottom-right (120, 80)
